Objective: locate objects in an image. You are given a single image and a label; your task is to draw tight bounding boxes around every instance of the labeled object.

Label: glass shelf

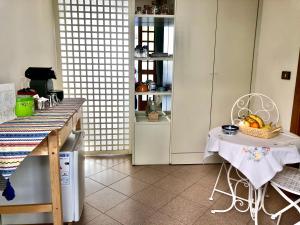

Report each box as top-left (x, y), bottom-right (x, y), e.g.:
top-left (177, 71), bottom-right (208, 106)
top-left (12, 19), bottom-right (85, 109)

top-left (135, 91), bottom-right (172, 96)
top-left (134, 55), bottom-right (173, 61)
top-left (135, 14), bottom-right (174, 26)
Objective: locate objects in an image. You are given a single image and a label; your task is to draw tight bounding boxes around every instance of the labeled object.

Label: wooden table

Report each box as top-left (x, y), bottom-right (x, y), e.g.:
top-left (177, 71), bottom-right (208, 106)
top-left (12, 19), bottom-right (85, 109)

top-left (0, 100), bottom-right (84, 225)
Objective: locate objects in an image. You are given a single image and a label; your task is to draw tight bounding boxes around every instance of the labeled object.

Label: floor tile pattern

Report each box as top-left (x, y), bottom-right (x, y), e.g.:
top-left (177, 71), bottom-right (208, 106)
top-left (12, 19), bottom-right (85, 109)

top-left (77, 155), bottom-right (300, 225)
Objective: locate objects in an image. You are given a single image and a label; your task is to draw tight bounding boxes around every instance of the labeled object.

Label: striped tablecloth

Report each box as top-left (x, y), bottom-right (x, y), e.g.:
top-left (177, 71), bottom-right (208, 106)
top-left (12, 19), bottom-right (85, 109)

top-left (0, 98), bottom-right (85, 184)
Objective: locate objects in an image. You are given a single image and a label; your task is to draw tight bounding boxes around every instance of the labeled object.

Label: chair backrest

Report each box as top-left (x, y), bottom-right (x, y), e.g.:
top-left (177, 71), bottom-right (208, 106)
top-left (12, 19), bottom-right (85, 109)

top-left (231, 93), bottom-right (280, 126)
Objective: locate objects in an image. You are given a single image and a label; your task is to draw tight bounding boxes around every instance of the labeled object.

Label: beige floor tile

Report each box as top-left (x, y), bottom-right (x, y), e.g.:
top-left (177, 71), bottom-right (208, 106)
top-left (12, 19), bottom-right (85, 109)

top-left (180, 183), bottom-right (221, 207)
top-left (148, 164), bottom-right (181, 174)
top-left (85, 187), bottom-right (128, 212)
top-left (84, 160), bottom-right (107, 177)
top-left (159, 196), bottom-right (207, 225)
top-left (131, 186), bottom-right (176, 210)
top-left (141, 212), bottom-right (185, 225)
top-left (85, 213), bottom-right (122, 225)
top-left (263, 186), bottom-right (293, 212)
top-left (178, 164), bottom-right (221, 178)
top-left (89, 168), bottom-right (128, 185)
top-left (76, 203), bottom-right (103, 225)
top-left (196, 168), bottom-right (228, 189)
top-left (111, 160), bottom-right (145, 175)
top-left (154, 175), bottom-right (193, 194)
top-left (89, 155), bottom-right (129, 168)
top-left (106, 198), bottom-right (155, 225)
top-left (85, 178), bottom-right (106, 197)
top-left (208, 195), bottom-right (251, 224)
top-left (247, 207), bottom-right (300, 225)
top-left (131, 168), bottom-right (168, 184)
top-left (255, 187), bottom-right (300, 225)
top-left (194, 210), bottom-right (251, 225)
top-left (109, 176), bottom-right (149, 196)
top-left (246, 213), bottom-right (277, 225)
top-left (82, 157), bottom-right (300, 225)
top-left (169, 169), bottom-right (202, 186)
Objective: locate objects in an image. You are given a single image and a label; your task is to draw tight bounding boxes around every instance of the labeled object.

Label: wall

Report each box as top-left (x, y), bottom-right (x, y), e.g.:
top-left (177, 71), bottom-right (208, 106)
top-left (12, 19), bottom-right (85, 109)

top-left (0, 0), bottom-right (62, 90)
top-left (253, 0), bottom-right (300, 129)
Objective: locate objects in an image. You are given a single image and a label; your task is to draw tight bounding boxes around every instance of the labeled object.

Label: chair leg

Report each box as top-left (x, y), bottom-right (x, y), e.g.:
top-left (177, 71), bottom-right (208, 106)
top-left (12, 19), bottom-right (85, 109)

top-left (276, 214), bottom-right (282, 225)
top-left (271, 184), bottom-right (300, 221)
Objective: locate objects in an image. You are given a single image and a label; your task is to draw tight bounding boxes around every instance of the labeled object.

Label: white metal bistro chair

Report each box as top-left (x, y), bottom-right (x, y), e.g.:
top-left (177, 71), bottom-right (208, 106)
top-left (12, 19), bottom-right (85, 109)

top-left (270, 166), bottom-right (300, 225)
top-left (209, 93), bottom-right (280, 211)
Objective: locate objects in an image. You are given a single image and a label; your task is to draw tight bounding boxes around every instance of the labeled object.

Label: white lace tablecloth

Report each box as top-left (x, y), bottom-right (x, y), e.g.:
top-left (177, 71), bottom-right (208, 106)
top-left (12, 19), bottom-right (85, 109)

top-left (205, 127), bottom-right (300, 189)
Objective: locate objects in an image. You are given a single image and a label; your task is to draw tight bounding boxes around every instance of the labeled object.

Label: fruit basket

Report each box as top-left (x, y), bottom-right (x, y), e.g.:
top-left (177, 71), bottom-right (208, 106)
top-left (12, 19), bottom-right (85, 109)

top-left (239, 125), bottom-right (281, 139)
top-left (231, 93), bottom-right (281, 139)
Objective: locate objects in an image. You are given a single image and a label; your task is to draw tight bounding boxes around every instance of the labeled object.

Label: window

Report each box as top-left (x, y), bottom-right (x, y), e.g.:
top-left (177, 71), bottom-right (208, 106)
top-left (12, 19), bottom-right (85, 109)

top-left (57, 0), bottom-right (130, 152)
top-left (136, 25), bottom-right (156, 108)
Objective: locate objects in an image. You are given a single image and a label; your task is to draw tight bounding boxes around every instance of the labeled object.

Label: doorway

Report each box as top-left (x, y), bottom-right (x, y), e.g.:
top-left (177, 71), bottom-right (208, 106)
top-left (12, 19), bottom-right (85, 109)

top-left (290, 50), bottom-right (300, 135)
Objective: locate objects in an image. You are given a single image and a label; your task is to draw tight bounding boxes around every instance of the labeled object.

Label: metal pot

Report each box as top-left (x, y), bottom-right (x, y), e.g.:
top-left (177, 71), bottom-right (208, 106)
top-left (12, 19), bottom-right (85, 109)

top-left (147, 80), bottom-right (156, 91)
top-left (136, 82), bottom-right (149, 92)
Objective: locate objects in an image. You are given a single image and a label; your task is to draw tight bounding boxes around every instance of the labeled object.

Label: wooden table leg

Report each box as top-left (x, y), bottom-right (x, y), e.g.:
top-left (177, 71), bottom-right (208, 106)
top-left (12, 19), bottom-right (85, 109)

top-left (76, 117), bottom-right (81, 131)
top-left (48, 131), bottom-right (63, 225)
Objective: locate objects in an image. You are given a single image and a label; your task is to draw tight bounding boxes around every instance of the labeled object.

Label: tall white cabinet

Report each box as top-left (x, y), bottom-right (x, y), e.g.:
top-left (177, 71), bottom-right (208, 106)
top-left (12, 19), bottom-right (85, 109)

top-left (131, 0), bottom-right (175, 165)
top-left (210, 0), bottom-right (259, 129)
top-left (171, 0), bottom-right (259, 164)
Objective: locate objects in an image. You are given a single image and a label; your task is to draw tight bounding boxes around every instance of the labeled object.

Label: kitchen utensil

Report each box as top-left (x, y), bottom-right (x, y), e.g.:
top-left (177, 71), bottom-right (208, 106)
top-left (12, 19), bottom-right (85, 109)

top-left (147, 80), bottom-right (156, 91)
top-left (222, 125), bottom-right (239, 135)
top-left (37, 97), bottom-right (50, 110)
top-left (136, 82), bottom-right (149, 92)
top-left (136, 6), bottom-right (142, 14)
top-left (146, 97), bottom-right (156, 115)
top-left (157, 87), bottom-right (166, 92)
top-left (48, 90), bottom-right (64, 101)
top-left (47, 93), bottom-right (59, 107)
top-left (17, 88), bottom-right (37, 96)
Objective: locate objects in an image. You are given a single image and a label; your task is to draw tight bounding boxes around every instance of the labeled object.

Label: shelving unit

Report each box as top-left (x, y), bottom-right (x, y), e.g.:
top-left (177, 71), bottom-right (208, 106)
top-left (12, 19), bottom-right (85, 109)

top-left (135, 15), bottom-right (175, 26)
top-left (132, 0), bottom-right (175, 165)
top-left (135, 91), bottom-right (172, 96)
top-left (134, 55), bottom-right (173, 61)
top-left (135, 114), bottom-right (171, 124)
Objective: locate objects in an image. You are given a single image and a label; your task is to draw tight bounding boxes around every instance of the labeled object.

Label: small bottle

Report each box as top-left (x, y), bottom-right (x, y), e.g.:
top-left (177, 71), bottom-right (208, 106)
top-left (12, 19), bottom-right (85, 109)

top-left (152, 1), bottom-right (160, 14)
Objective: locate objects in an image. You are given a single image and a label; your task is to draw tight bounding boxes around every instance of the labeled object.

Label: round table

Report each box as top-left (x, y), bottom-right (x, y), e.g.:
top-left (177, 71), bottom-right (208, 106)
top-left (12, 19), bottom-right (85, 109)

top-left (205, 127), bottom-right (300, 225)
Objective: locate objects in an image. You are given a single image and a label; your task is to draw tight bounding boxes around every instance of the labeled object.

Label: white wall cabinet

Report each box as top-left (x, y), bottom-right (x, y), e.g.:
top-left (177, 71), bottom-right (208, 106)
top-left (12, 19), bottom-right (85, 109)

top-left (210, 0), bottom-right (259, 129)
top-left (171, 0), bottom-right (259, 164)
top-left (134, 119), bottom-right (170, 165)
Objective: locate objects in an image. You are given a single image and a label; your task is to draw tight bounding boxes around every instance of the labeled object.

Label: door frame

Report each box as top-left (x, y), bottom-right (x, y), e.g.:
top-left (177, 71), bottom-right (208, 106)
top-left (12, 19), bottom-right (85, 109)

top-left (290, 50), bottom-right (300, 135)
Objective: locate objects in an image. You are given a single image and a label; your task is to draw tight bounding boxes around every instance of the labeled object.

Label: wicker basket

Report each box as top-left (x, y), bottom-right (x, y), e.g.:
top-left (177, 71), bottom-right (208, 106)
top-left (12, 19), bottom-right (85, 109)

top-left (239, 126), bottom-right (281, 139)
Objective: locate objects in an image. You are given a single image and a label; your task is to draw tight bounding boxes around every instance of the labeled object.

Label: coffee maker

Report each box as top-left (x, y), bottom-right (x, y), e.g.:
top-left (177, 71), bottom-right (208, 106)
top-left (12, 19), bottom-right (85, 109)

top-left (25, 67), bottom-right (56, 97)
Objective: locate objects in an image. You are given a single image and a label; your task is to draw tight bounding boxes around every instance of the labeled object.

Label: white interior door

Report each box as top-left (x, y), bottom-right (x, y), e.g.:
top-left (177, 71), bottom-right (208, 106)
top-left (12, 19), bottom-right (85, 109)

top-left (171, 0), bottom-right (217, 162)
top-left (210, 0), bottom-right (259, 128)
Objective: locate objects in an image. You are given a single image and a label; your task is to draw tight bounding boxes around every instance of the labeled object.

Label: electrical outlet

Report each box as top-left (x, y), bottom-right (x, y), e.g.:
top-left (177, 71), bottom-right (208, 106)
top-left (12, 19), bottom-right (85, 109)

top-left (281, 71), bottom-right (291, 80)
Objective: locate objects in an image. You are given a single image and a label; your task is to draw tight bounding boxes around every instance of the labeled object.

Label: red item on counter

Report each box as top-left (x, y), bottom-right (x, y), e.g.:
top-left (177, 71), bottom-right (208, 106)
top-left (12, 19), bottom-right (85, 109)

top-left (17, 88), bottom-right (37, 96)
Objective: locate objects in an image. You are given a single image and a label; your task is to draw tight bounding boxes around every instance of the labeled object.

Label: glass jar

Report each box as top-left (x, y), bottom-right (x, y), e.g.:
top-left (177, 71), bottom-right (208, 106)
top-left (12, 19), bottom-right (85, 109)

top-left (136, 6), bottom-right (142, 14)
top-left (146, 97), bottom-right (156, 115)
top-left (151, 1), bottom-right (160, 14)
top-left (160, 4), bottom-right (169, 15)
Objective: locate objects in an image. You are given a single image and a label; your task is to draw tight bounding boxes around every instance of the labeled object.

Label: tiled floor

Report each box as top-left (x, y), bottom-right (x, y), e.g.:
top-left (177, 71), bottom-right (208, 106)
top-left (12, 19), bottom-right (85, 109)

top-left (79, 155), bottom-right (300, 225)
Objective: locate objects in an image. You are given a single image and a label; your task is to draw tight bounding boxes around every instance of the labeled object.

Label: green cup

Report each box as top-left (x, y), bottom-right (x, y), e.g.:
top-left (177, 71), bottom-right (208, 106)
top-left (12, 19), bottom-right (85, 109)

top-left (15, 95), bottom-right (35, 117)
